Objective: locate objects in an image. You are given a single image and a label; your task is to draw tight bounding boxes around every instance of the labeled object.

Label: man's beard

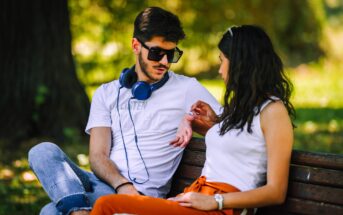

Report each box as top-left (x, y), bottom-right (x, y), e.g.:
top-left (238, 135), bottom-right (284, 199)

top-left (138, 52), bottom-right (169, 82)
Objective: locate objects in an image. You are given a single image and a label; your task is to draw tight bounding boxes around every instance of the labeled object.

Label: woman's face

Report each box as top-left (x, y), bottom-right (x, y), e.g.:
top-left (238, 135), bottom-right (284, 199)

top-left (219, 52), bottom-right (229, 83)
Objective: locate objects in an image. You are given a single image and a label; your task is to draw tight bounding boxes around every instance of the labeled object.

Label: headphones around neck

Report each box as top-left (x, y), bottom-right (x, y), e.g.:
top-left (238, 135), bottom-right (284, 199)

top-left (119, 65), bottom-right (169, 100)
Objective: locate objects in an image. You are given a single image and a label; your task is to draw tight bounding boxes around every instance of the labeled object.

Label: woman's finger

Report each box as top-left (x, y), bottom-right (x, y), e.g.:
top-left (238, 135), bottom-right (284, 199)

top-left (179, 202), bottom-right (192, 207)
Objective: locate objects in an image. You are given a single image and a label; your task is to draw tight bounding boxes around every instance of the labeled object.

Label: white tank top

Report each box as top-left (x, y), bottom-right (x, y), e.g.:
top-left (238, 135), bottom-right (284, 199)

top-left (201, 99), bottom-right (275, 191)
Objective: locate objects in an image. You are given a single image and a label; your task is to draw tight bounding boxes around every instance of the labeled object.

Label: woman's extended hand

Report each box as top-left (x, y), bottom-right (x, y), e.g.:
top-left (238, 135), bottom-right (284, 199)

top-left (191, 101), bottom-right (219, 136)
top-left (170, 114), bottom-right (194, 148)
top-left (168, 192), bottom-right (218, 211)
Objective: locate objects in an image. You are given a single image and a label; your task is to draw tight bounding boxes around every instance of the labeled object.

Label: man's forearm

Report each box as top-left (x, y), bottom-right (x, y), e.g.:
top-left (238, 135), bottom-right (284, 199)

top-left (90, 157), bottom-right (128, 189)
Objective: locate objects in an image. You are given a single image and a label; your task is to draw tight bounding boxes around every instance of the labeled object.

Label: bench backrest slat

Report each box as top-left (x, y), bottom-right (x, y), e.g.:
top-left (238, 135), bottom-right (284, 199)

top-left (292, 151), bottom-right (343, 170)
top-left (290, 165), bottom-right (343, 187)
top-left (288, 181), bottom-right (343, 205)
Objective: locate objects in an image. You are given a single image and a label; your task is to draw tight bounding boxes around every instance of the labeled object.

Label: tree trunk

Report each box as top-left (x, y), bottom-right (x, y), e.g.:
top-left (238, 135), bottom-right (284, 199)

top-left (0, 0), bottom-right (90, 142)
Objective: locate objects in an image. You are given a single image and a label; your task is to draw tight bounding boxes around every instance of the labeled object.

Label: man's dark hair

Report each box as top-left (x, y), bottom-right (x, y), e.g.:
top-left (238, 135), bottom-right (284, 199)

top-left (133, 7), bottom-right (185, 43)
top-left (218, 25), bottom-right (295, 135)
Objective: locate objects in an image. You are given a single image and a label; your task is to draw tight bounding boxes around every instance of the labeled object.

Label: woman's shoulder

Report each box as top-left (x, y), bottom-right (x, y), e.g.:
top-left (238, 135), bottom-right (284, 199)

top-left (261, 99), bottom-right (288, 118)
top-left (260, 99), bottom-right (292, 132)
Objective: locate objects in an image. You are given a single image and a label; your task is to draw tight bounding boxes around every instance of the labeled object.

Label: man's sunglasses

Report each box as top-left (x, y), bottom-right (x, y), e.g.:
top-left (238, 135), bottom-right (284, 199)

top-left (137, 38), bottom-right (183, 63)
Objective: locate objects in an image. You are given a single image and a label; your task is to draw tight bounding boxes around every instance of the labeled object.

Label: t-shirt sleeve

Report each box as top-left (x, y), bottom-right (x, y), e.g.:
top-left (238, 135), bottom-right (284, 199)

top-left (184, 78), bottom-right (222, 115)
top-left (85, 85), bottom-right (112, 134)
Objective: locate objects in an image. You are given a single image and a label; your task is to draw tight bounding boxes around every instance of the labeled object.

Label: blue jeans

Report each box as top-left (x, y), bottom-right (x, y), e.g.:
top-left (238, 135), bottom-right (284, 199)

top-left (28, 142), bottom-right (115, 215)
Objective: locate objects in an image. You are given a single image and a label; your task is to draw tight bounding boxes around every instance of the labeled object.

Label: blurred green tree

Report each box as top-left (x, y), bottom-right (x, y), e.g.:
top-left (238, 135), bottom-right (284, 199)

top-left (68, 0), bottom-right (326, 87)
top-left (0, 0), bottom-right (90, 143)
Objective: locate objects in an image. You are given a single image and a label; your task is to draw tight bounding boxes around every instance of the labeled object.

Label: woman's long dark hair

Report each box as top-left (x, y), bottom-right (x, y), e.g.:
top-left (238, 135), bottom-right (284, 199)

top-left (218, 25), bottom-right (295, 135)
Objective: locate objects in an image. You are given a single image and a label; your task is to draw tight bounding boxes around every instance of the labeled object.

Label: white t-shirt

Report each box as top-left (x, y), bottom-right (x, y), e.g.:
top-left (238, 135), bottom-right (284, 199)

top-left (202, 100), bottom-right (275, 192)
top-left (86, 71), bottom-right (221, 197)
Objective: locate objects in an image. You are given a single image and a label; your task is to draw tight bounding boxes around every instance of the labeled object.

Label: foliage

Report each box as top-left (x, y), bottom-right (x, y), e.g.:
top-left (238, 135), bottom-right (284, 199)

top-left (68, 0), bottom-right (326, 87)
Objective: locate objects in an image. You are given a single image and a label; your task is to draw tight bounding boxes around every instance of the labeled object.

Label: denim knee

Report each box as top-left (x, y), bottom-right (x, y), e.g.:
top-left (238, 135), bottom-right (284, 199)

top-left (28, 142), bottom-right (62, 167)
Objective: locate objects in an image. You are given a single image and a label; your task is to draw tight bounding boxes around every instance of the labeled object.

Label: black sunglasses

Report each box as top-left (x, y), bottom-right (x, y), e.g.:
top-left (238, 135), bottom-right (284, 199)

top-left (137, 38), bottom-right (183, 63)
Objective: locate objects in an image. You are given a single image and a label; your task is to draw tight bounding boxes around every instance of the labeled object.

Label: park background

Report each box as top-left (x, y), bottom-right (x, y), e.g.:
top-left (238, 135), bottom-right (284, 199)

top-left (0, 0), bottom-right (342, 214)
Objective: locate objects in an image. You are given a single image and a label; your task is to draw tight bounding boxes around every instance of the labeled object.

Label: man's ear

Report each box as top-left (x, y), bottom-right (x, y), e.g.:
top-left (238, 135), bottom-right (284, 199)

top-left (132, 38), bottom-right (140, 54)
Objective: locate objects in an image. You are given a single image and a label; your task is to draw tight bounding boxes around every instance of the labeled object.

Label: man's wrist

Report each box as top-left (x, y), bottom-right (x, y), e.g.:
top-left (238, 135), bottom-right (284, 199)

top-left (114, 181), bottom-right (134, 193)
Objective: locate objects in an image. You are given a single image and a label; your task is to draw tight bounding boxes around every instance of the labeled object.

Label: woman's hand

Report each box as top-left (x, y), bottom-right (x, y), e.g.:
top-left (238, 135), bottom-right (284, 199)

top-left (191, 101), bottom-right (219, 136)
top-left (170, 114), bottom-right (194, 148)
top-left (168, 192), bottom-right (218, 211)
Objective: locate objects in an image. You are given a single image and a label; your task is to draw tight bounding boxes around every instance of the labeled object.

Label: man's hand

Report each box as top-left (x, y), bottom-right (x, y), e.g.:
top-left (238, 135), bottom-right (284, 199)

top-left (170, 114), bottom-right (194, 148)
top-left (168, 192), bottom-right (218, 211)
top-left (116, 183), bottom-right (140, 195)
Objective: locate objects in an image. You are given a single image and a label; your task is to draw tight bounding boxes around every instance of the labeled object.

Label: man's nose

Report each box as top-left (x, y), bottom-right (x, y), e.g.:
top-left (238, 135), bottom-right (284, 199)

top-left (159, 54), bottom-right (169, 65)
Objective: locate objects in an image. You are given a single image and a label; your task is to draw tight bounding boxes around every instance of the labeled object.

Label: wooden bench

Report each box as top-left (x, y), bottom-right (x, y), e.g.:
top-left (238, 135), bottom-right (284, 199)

top-left (168, 137), bottom-right (343, 215)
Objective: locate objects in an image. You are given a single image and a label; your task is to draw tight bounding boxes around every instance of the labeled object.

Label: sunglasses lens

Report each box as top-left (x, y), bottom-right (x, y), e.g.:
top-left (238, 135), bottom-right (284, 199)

top-left (166, 52), bottom-right (175, 63)
top-left (169, 48), bottom-right (182, 63)
top-left (148, 48), bottom-right (164, 61)
top-left (147, 47), bottom-right (183, 63)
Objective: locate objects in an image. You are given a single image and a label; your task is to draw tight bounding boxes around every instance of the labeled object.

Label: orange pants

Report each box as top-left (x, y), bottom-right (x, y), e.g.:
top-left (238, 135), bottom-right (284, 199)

top-left (91, 176), bottom-right (254, 215)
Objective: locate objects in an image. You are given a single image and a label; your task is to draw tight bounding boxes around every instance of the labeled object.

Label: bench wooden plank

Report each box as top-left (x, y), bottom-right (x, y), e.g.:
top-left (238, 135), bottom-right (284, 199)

top-left (291, 150), bottom-right (343, 170)
top-left (285, 197), bottom-right (343, 215)
top-left (186, 138), bottom-right (206, 151)
top-left (174, 164), bottom-right (202, 180)
top-left (290, 165), bottom-right (343, 187)
top-left (287, 182), bottom-right (343, 205)
top-left (179, 150), bottom-right (206, 166)
top-left (258, 198), bottom-right (343, 215)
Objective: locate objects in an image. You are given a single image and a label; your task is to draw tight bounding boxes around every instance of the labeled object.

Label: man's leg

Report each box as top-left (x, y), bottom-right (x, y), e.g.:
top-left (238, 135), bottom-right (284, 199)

top-left (37, 174), bottom-right (116, 215)
top-left (28, 142), bottom-right (114, 215)
top-left (40, 202), bottom-right (60, 215)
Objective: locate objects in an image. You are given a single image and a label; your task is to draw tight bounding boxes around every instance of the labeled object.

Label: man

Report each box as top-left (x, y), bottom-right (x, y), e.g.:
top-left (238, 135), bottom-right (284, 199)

top-left (29, 7), bottom-right (221, 215)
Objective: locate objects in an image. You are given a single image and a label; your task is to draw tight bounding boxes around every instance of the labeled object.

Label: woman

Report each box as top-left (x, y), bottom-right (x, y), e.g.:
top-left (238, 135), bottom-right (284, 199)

top-left (90, 25), bottom-right (295, 215)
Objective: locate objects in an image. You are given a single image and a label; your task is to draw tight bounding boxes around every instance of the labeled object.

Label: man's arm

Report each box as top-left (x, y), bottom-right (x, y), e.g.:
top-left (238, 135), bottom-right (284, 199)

top-left (89, 127), bottom-right (139, 195)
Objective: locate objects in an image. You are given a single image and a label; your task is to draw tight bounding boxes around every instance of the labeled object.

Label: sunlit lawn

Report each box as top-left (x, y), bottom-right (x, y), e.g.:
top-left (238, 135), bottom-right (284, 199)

top-left (1, 69), bottom-right (342, 214)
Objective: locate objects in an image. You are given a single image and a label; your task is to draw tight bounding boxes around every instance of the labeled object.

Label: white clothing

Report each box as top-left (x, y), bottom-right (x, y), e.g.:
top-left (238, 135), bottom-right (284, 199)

top-left (202, 99), bottom-right (276, 192)
top-left (86, 71), bottom-right (221, 197)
